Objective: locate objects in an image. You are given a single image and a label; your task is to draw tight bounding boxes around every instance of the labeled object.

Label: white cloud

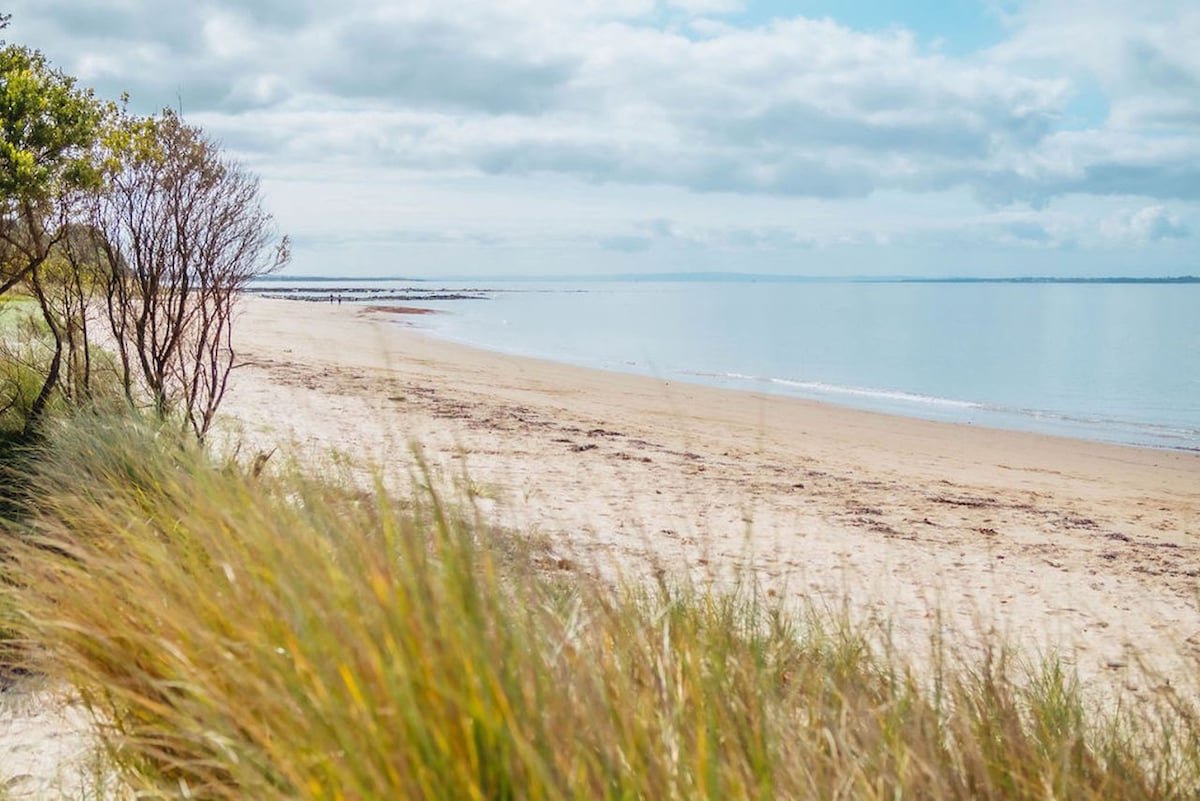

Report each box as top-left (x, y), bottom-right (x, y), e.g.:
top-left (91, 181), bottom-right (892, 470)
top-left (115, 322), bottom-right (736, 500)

top-left (6, 0), bottom-right (1200, 276)
top-left (993, 0), bottom-right (1200, 130)
top-left (9, 0), bottom-right (1074, 200)
top-left (12, 0), bottom-right (1199, 205)
top-left (599, 218), bottom-right (816, 252)
top-left (1102, 205), bottom-right (1190, 243)
top-left (666, 0), bottom-right (744, 14)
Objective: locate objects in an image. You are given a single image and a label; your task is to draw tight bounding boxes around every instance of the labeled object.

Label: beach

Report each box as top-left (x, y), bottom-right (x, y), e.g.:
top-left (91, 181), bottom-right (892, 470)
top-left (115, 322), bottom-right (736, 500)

top-left (224, 296), bottom-right (1200, 686)
top-left (6, 2), bottom-right (1199, 791)
top-left (5, 292), bottom-right (1199, 795)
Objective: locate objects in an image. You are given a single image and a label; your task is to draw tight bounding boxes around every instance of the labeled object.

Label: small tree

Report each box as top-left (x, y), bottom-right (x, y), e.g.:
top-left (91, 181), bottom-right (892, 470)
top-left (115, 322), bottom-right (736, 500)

top-left (0, 44), bottom-right (105, 296)
top-left (0, 44), bottom-right (107, 428)
top-left (96, 111), bottom-right (288, 439)
top-left (40, 223), bottom-right (109, 404)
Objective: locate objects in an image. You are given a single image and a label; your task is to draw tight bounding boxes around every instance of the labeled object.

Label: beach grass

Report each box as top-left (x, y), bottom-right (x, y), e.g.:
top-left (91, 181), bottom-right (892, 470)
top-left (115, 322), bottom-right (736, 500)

top-left (0, 294), bottom-right (39, 333)
top-left (0, 294), bottom-right (48, 440)
top-left (2, 413), bottom-right (1200, 799)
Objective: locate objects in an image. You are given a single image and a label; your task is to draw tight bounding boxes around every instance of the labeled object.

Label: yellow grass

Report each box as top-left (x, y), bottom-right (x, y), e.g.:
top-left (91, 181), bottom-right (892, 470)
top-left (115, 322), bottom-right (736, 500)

top-left (3, 413), bottom-right (1200, 799)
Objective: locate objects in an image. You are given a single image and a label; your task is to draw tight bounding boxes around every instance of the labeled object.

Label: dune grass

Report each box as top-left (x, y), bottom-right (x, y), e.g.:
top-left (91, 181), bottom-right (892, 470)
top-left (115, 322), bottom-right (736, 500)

top-left (0, 295), bottom-right (43, 438)
top-left (0, 293), bottom-right (38, 319)
top-left (2, 413), bottom-right (1200, 799)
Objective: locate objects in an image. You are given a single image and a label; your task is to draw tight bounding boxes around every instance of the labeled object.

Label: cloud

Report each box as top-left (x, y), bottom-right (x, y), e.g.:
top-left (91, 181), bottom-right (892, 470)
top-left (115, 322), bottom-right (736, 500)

top-left (306, 12), bottom-right (578, 114)
top-left (7, 0), bottom-right (1200, 210)
top-left (1002, 220), bottom-right (1054, 244)
top-left (293, 228), bottom-right (504, 249)
top-left (993, 0), bottom-right (1200, 130)
top-left (600, 234), bottom-right (655, 253)
top-left (1102, 205), bottom-right (1190, 243)
top-left (916, 213), bottom-right (1075, 250)
top-left (885, 201), bottom-right (1195, 253)
top-left (8, 1), bottom-right (305, 112)
top-left (666, 0), bottom-right (744, 14)
top-left (598, 218), bottom-right (819, 252)
top-left (24, 0), bottom-right (211, 54)
top-left (236, 12), bottom-right (1071, 200)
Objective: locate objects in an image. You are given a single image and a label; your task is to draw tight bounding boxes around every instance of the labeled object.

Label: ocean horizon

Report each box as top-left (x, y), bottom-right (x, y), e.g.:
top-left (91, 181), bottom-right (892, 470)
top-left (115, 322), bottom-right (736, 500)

top-left (251, 277), bottom-right (1200, 452)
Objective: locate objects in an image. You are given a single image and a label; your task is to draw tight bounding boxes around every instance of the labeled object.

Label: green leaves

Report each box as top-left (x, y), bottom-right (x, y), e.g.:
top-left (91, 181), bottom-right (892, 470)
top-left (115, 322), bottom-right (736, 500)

top-left (0, 35), bottom-right (285, 438)
top-left (0, 44), bottom-right (106, 200)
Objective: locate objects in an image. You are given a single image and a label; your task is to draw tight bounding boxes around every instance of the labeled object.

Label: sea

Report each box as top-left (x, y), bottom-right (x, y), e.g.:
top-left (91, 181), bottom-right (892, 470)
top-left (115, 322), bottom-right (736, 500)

top-left (251, 277), bottom-right (1200, 452)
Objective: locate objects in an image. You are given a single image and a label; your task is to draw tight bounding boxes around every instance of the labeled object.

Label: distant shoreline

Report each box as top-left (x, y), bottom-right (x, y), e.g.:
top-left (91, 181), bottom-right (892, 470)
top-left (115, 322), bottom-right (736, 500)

top-left (251, 273), bottom-right (1200, 286)
top-left (246, 287), bottom-right (489, 302)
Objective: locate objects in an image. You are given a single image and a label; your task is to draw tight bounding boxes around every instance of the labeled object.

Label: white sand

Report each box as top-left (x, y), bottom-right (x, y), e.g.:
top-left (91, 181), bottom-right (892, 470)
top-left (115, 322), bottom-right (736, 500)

top-left (222, 297), bottom-right (1200, 687)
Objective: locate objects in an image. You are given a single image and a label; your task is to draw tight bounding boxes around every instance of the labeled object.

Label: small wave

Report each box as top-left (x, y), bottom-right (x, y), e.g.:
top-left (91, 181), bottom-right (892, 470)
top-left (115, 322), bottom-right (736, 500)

top-left (1017, 408), bottom-right (1200, 440)
top-left (683, 370), bottom-right (1200, 450)
top-left (689, 371), bottom-right (984, 410)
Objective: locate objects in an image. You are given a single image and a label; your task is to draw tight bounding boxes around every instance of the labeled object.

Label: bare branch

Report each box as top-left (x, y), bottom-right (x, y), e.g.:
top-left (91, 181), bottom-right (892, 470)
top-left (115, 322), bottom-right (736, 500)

top-left (95, 111), bottom-right (289, 438)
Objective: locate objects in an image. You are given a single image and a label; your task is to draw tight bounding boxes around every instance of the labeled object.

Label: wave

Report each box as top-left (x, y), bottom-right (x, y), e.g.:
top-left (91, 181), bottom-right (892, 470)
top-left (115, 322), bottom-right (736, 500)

top-left (685, 371), bottom-right (985, 410)
top-left (682, 370), bottom-right (1200, 450)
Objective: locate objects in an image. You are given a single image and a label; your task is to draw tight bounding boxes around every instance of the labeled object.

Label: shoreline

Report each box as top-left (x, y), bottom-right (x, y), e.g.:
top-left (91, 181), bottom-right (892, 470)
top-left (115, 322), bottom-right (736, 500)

top-left (223, 296), bottom-right (1200, 687)
top-left (241, 297), bottom-right (1200, 472)
top-left (412, 303), bottom-right (1193, 461)
top-left (416, 330), bottom-right (1200, 455)
top-left (351, 293), bottom-right (1199, 454)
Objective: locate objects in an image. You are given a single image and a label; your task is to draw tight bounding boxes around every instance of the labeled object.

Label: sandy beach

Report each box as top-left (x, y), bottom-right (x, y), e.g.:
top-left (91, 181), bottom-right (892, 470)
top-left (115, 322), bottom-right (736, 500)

top-left (221, 296), bottom-right (1200, 687)
top-left (4, 292), bottom-right (1199, 795)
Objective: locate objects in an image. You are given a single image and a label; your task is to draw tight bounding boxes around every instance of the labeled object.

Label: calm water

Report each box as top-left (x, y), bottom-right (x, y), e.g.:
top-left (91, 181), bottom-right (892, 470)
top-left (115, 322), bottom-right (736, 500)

top-left (257, 279), bottom-right (1200, 450)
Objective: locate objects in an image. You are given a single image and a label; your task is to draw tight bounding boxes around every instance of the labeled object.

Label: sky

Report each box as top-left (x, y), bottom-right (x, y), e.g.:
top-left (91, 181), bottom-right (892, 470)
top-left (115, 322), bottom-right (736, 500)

top-left (6, 0), bottom-right (1199, 278)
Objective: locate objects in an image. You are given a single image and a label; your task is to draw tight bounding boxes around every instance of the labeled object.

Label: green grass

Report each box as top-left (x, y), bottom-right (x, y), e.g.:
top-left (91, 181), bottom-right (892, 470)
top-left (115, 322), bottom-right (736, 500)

top-left (2, 413), bottom-right (1200, 799)
top-left (0, 290), bottom-right (123, 442)
top-left (0, 294), bottom-right (50, 439)
top-left (0, 293), bottom-right (38, 334)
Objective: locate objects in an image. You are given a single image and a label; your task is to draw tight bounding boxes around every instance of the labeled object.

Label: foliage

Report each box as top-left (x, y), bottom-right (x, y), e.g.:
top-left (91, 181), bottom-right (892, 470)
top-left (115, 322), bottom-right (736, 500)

top-left (0, 45), bottom-right (104, 206)
top-left (0, 39), bottom-right (285, 437)
top-left (0, 43), bottom-right (110, 427)
top-left (0, 44), bottom-right (107, 296)
top-left (5, 415), bottom-right (1200, 799)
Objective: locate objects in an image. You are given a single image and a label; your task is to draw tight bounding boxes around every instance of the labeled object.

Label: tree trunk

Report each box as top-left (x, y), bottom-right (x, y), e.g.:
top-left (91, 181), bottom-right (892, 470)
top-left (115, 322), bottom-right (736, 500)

top-left (25, 269), bottom-right (64, 434)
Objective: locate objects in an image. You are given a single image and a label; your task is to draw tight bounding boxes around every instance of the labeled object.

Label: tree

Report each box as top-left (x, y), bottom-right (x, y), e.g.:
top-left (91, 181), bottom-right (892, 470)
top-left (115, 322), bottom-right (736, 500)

top-left (96, 111), bottom-right (289, 439)
top-left (0, 42), bottom-right (286, 440)
top-left (36, 222), bottom-right (108, 404)
top-left (0, 44), bottom-right (107, 428)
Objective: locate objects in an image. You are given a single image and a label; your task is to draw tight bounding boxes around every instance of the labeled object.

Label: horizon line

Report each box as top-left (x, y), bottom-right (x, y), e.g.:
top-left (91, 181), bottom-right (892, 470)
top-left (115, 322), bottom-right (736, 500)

top-left (256, 272), bottom-right (1200, 285)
